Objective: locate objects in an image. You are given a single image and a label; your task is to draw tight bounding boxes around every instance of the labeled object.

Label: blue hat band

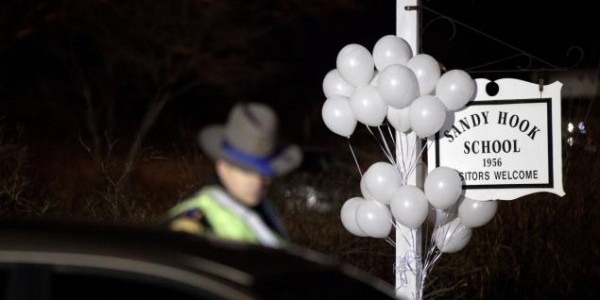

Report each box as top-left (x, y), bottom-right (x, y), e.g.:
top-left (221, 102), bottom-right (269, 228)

top-left (222, 141), bottom-right (275, 176)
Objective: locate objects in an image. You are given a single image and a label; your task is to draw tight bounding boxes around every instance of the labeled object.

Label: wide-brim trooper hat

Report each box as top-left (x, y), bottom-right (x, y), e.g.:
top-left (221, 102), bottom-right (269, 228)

top-left (199, 102), bottom-right (303, 177)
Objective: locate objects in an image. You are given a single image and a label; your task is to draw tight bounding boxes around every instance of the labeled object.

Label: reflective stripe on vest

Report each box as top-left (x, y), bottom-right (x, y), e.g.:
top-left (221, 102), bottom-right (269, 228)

top-left (168, 186), bottom-right (282, 248)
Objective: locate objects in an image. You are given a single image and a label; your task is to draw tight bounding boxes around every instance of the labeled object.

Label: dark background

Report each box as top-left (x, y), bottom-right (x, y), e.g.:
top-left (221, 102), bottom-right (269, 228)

top-left (1, 1), bottom-right (599, 299)
top-left (2, 0), bottom-right (598, 148)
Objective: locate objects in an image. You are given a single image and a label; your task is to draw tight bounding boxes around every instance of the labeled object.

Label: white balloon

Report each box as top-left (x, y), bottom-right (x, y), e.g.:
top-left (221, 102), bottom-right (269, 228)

top-left (321, 96), bottom-right (357, 138)
top-left (372, 35), bottom-right (413, 71)
top-left (350, 85), bottom-right (387, 127)
top-left (434, 218), bottom-right (472, 253)
top-left (387, 105), bottom-right (411, 133)
top-left (360, 176), bottom-right (376, 201)
top-left (424, 167), bottom-right (463, 210)
top-left (340, 197), bottom-right (368, 237)
top-left (458, 197), bottom-right (498, 228)
top-left (363, 161), bottom-right (401, 205)
top-left (356, 200), bottom-right (393, 238)
top-left (369, 70), bottom-right (379, 86)
top-left (377, 64), bottom-right (419, 109)
top-left (435, 69), bottom-right (476, 111)
top-left (323, 69), bottom-right (355, 98)
top-left (427, 207), bottom-right (457, 227)
top-left (390, 185), bottom-right (429, 229)
top-left (406, 54), bottom-right (441, 95)
top-left (336, 43), bottom-right (375, 86)
top-left (437, 110), bottom-right (456, 136)
top-left (409, 95), bottom-right (446, 138)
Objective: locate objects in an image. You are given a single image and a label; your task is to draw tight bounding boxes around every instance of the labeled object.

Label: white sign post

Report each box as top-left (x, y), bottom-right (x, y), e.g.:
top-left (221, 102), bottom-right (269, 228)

top-left (428, 78), bottom-right (565, 200)
top-left (396, 1), bottom-right (422, 300)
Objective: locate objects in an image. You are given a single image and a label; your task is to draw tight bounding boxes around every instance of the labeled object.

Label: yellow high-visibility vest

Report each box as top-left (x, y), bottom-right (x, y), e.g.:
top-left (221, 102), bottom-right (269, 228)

top-left (168, 186), bottom-right (285, 248)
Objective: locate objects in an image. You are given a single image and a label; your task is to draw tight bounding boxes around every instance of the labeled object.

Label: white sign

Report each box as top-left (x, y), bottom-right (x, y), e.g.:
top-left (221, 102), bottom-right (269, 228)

top-left (428, 78), bottom-right (565, 200)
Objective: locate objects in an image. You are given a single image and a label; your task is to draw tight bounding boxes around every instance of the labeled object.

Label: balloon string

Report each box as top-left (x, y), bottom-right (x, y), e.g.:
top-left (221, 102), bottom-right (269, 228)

top-left (401, 228), bottom-right (413, 247)
top-left (386, 124), bottom-right (408, 181)
top-left (398, 134), bottom-right (416, 185)
top-left (385, 122), bottom-right (397, 149)
top-left (385, 237), bottom-right (396, 247)
top-left (398, 133), bottom-right (409, 185)
top-left (366, 125), bottom-right (393, 163)
top-left (397, 135), bottom-right (404, 184)
top-left (406, 135), bottom-right (417, 183)
top-left (378, 125), bottom-right (396, 165)
top-left (423, 215), bottom-right (438, 271)
top-left (408, 136), bottom-right (421, 185)
top-left (366, 125), bottom-right (395, 164)
top-left (407, 139), bottom-right (432, 179)
top-left (347, 139), bottom-right (362, 176)
top-left (423, 232), bottom-right (442, 276)
top-left (389, 216), bottom-right (400, 231)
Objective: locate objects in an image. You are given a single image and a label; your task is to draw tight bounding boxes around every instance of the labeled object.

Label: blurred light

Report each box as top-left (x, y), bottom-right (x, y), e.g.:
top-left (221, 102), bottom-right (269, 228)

top-left (578, 121), bottom-right (586, 134)
top-left (567, 137), bottom-right (574, 146)
top-left (284, 185), bottom-right (332, 213)
top-left (306, 188), bottom-right (318, 207)
top-left (567, 122), bottom-right (574, 133)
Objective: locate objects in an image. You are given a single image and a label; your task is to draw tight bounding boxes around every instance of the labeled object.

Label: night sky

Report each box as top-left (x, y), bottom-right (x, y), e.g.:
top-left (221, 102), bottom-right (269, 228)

top-left (1, 0), bottom-right (598, 151)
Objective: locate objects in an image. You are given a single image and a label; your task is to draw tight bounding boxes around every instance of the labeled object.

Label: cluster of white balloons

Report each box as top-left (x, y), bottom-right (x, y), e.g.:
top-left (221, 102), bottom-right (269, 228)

top-left (340, 162), bottom-right (498, 253)
top-left (323, 35), bottom-right (493, 253)
top-left (321, 35), bottom-right (477, 139)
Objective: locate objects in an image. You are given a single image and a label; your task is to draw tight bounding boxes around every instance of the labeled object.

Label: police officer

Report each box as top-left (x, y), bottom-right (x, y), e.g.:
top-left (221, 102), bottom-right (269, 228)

top-left (166, 102), bottom-right (302, 248)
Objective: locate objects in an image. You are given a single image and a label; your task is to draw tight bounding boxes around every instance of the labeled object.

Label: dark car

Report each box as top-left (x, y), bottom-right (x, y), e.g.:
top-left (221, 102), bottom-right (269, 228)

top-left (0, 219), bottom-right (397, 300)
